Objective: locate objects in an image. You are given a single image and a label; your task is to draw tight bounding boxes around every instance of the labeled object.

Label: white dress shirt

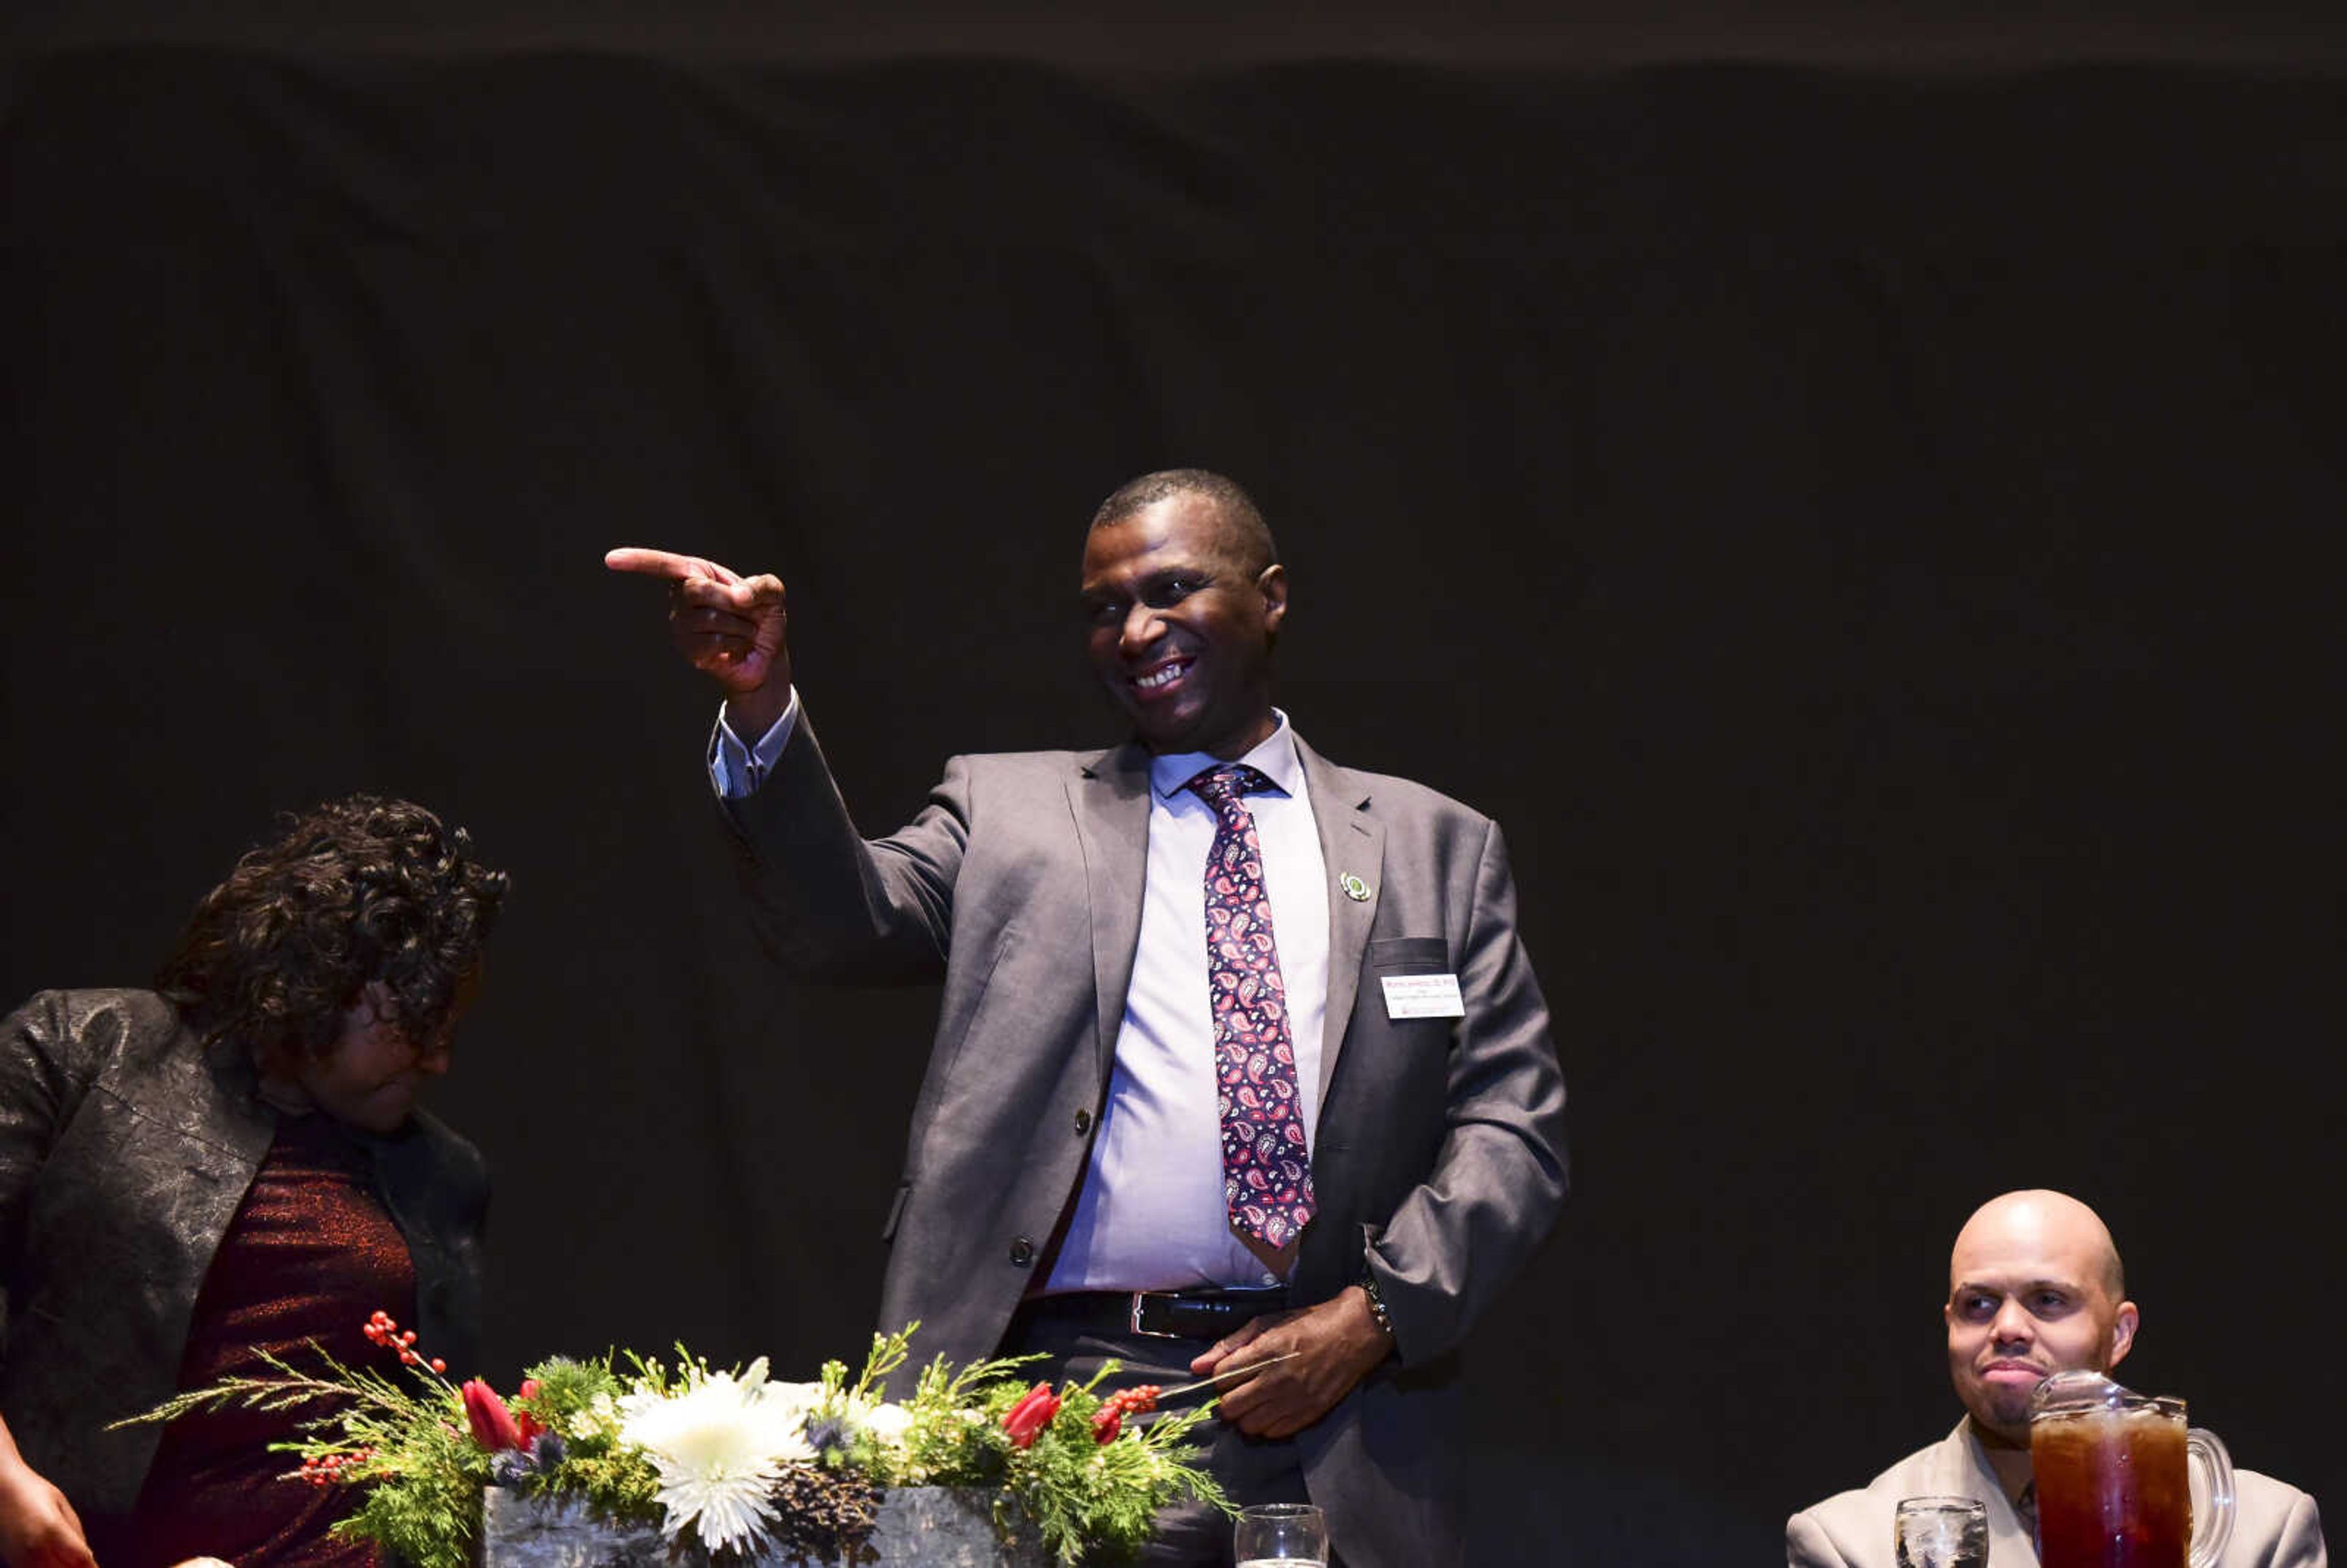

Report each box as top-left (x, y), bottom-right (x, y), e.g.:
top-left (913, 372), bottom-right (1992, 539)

top-left (710, 696), bottom-right (1330, 1291)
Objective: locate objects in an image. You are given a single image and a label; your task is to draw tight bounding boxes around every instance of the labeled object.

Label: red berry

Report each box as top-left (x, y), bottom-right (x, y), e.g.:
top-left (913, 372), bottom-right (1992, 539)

top-left (430, 1358), bottom-right (447, 1372)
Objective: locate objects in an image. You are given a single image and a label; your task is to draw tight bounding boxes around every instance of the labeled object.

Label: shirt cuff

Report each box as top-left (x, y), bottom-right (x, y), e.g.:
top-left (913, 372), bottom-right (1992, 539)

top-left (707, 687), bottom-right (801, 799)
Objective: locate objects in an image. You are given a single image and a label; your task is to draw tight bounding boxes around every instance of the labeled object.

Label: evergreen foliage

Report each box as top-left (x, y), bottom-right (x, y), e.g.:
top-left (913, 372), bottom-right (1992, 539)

top-left (120, 1322), bottom-right (1226, 1567)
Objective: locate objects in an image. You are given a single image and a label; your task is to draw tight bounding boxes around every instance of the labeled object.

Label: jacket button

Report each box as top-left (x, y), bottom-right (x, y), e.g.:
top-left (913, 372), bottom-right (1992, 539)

top-left (1073, 1108), bottom-right (1092, 1134)
top-left (1009, 1237), bottom-right (1035, 1267)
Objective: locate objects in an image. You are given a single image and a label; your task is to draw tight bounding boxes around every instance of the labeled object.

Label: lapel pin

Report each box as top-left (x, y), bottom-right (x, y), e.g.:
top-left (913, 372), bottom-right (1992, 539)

top-left (1340, 873), bottom-right (1372, 902)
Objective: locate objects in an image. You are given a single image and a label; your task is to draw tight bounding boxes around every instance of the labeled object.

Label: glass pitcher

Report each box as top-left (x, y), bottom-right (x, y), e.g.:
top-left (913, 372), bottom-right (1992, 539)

top-left (2028, 1370), bottom-right (2235, 1568)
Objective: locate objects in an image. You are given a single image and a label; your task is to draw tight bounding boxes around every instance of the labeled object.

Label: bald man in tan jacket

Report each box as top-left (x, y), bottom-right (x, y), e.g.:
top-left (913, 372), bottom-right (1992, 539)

top-left (1787, 1191), bottom-right (2326, 1568)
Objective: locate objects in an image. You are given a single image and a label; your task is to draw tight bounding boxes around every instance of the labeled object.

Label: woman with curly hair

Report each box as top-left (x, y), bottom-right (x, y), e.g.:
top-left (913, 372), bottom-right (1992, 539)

top-left (0, 796), bottom-right (508, 1568)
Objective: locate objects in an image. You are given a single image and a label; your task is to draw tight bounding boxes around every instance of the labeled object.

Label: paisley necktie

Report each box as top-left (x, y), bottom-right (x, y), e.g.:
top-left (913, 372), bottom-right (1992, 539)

top-left (1189, 764), bottom-right (1315, 1262)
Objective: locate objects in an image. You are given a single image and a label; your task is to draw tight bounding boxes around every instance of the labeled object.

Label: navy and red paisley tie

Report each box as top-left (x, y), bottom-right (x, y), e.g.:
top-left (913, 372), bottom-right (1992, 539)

top-left (1188, 764), bottom-right (1316, 1259)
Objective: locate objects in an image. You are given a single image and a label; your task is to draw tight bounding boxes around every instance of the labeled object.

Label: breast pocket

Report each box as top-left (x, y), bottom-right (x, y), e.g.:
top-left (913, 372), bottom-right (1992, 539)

top-left (1368, 936), bottom-right (1449, 973)
top-left (1335, 936), bottom-right (1458, 1157)
top-left (1364, 936), bottom-right (1459, 1063)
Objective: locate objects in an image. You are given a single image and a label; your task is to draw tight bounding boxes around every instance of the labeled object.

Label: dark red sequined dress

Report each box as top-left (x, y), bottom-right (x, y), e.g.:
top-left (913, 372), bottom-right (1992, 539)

top-left (129, 1112), bottom-right (418, 1568)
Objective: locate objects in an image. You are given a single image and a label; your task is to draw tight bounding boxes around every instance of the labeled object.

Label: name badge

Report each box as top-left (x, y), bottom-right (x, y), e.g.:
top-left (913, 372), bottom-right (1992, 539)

top-left (1380, 973), bottom-right (1466, 1019)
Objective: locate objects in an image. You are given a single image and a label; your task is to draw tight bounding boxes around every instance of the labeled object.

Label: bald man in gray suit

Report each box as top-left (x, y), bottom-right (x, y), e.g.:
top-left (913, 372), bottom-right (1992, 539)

top-left (1787, 1190), bottom-right (2326, 1568)
top-left (612, 470), bottom-right (1567, 1568)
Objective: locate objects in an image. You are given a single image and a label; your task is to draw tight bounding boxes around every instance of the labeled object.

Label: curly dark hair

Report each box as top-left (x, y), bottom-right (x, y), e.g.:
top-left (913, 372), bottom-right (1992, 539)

top-left (155, 794), bottom-right (509, 1072)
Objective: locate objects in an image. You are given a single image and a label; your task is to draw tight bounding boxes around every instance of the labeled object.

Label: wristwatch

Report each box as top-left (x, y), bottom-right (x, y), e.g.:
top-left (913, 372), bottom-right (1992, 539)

top-left (1359, 1256), bottom-right (1396, 1343)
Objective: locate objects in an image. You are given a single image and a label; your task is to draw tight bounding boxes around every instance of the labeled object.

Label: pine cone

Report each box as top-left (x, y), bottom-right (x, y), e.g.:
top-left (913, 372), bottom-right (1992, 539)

top-left (765, 1463), bottom-right (883, 1566)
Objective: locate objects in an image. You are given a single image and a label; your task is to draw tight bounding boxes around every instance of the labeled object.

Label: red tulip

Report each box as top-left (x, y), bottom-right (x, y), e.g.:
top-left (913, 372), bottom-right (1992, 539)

top-left (513, 1377), bottom-right (546, 1444)
top-left (1090, 1407), bottom-right (1122, 1445)
top-left (461, 1379), bottom-right (525, 1453)
top-left (1000, 1382), bottom-right (1062, 1449)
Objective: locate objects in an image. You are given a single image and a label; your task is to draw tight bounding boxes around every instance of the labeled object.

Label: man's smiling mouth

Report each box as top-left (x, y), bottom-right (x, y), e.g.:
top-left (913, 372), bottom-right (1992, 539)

top-left (1133, 657), bottom-right (1194, 694)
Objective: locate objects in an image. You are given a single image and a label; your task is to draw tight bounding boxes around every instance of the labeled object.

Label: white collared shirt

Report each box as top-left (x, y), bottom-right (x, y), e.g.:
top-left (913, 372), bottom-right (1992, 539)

top-left (710, 698), bottom-right (1331, 1291)
top-left (1045, 718), bottom-right (1329, 1291)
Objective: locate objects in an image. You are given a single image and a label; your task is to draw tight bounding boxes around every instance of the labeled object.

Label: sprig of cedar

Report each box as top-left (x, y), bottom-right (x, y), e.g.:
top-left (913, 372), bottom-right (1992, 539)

top-left (505, 1354), bottom-right (663, 1525)
top-left (981, 1367), bottom-right (1227, 1566)
top-left (109, 1343), bottom-right (490, 1568)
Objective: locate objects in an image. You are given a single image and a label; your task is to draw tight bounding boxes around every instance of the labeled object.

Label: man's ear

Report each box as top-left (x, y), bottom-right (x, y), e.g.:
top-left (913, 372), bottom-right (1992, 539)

top-left (1258, 563), bottom-right (1288, 635)
top-left (2106, 1300), bottom-right (2141, 1369)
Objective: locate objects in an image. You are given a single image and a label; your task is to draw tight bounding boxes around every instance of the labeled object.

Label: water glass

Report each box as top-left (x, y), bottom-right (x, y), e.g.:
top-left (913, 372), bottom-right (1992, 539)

top-left (1235, 1501), bottom-right (1328, 1566)
top-left (1894, 1495), bottom-right (1988, 1568)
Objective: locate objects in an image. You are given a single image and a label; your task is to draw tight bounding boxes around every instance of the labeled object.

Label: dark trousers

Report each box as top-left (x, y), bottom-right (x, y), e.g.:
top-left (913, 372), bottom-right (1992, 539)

top-left (1002, 1303), bottom-right (1340, 1568)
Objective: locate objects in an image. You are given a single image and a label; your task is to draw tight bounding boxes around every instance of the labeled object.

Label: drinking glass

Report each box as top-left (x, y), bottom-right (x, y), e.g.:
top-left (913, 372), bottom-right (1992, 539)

top-left (1894, 1495), bottom-right (1988, 1568)
top-left (1235, 1502), bottom-right (1328, 1566)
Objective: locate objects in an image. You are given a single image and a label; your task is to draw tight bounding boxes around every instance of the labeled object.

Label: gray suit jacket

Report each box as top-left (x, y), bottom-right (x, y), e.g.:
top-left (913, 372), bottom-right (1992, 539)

top-left (1786, 1420), bottom-right (2328, 1568)
top-left (725, 712), bottom-right (1570, 1568)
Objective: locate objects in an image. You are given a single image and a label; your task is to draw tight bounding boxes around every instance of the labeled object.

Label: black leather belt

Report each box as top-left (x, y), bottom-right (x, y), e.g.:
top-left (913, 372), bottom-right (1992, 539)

top-left (1017, 1286), bottom-right (1290, 1341)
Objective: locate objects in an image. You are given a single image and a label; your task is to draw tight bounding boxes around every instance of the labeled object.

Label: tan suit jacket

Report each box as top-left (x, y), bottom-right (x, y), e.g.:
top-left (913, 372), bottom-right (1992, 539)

top-left (1787, 1420), bottom-right (2328, 1568)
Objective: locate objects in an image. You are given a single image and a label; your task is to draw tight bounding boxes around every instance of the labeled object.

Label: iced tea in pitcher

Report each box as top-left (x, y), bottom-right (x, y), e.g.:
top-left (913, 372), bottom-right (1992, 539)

top-left (2030, 1402), bottom-right (2191, 1567)
top-left (2029, 1371), bottom-right (2235, 1568)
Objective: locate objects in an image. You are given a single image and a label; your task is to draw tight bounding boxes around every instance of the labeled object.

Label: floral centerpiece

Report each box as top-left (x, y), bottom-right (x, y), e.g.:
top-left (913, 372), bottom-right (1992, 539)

top-left (123, 1316), bottom-right (1225, 1568)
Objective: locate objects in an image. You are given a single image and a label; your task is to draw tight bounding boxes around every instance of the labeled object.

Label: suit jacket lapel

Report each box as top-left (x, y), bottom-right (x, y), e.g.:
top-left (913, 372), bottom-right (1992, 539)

top-left (1071, 742), bottom-right (1153, 1081)
top-left (1944, 1420), bottom-right (2039, 1566)
top-left (1296, 736), bottom-right (1383, 1104)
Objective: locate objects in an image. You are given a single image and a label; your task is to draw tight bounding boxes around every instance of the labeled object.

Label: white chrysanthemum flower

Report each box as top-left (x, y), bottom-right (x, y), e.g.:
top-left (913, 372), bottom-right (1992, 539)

top-left (859, 1401), bottom-right (913, 1446)
top-left (768, 1380), bottom-right (829, 1429)
top-left (620, 1366), bottom-right (816, 1554)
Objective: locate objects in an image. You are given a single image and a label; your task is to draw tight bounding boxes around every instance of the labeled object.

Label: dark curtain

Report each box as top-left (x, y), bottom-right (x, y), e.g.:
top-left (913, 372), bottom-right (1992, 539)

top-left (5, 43), bottom-right (2341, 1563)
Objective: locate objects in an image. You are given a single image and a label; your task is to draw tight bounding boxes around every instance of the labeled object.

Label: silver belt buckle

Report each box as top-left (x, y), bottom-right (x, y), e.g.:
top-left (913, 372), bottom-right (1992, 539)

top-left (1129, 1291), bottom-right (1185, 1339)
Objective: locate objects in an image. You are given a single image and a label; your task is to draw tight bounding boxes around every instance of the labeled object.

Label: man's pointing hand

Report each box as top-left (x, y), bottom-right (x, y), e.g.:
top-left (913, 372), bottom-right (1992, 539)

top-left (606, 547), bottom-right (793, 738)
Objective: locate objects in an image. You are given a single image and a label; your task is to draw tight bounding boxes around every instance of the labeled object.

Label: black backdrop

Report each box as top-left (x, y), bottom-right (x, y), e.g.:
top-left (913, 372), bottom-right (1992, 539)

top-left (4, 15), bottom-right (2343, 1564)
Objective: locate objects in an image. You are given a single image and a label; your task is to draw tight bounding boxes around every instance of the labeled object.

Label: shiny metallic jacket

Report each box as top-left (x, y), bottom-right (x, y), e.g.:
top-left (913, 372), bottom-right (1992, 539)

top-left (0, 989), bottom-right (487, 1520)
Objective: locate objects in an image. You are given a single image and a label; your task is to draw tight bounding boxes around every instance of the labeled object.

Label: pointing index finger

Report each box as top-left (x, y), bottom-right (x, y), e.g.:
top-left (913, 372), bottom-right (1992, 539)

top-left (604, 546), bottom-right (743, 586)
